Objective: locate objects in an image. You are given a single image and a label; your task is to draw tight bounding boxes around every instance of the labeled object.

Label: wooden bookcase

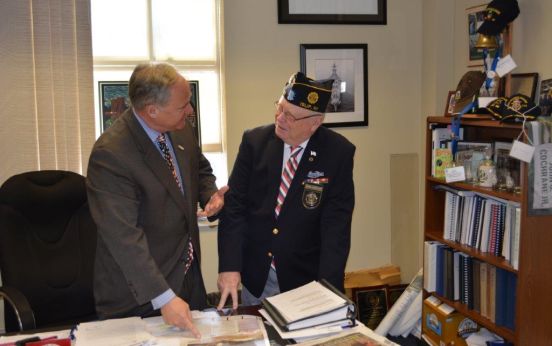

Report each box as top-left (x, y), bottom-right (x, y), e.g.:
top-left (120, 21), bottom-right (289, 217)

top-left (423, 116), bottom-right (552, 345)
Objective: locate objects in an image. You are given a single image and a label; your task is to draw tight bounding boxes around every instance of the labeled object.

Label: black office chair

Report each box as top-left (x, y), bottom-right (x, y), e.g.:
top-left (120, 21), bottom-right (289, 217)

top-left (0, 170), bottom-right (97, 332)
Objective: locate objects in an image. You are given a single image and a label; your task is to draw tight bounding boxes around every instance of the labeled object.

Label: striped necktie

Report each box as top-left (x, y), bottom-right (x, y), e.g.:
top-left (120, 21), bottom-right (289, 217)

top-left (156, 133), bottom-right (182, 190)
top-left (156, 133), bottom-right (194, 274)
top-left (275, 146), bottom-right (303, 218)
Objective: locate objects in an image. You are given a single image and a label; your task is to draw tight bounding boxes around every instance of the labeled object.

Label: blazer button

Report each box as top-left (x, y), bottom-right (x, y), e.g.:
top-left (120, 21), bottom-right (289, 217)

top-left (272, 228), bottom-right (279, 235)
top-left (267, 252), bottom-right (272, 257)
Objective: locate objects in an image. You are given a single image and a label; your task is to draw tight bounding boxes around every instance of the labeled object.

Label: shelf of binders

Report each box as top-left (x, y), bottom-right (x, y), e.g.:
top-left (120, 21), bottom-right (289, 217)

top-left (424, 233), bottom-right (516, 274)
top-left (424, 116), bottom-right (526, 344)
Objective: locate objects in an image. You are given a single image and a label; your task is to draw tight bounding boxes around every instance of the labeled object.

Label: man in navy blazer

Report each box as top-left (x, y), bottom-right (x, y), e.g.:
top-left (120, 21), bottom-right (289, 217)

top-left (217, 72), bottom-right (355, 308)
top-left (87, 63), bottom-right (227, 337)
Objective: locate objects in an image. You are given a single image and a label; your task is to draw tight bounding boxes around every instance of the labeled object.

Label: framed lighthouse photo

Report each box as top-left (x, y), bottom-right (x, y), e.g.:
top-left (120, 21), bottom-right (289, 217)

top-left (300, 43), bottom-right (368, 128)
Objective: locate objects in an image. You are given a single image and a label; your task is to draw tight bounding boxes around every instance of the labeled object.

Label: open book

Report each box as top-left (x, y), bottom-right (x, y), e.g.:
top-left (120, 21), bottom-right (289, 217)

top-left (261, 280), bottom-right (355, 331)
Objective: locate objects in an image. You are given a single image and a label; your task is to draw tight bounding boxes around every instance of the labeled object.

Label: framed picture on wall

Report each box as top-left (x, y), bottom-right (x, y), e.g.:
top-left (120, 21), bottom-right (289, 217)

top-left (300, 43), bottom-right (368, 127)
top-left (187, 80), bottom-right (201, 147)
top-left (467, 3), bottom-right (487, 66)
top-left (278, 0), bottom-right (386, 25)
top-left (466, 3), bottom-right (505, 67)
top-left (98, 80), bottom-right (201, 144)
top-left (98, 81), bottom-right (130, 133)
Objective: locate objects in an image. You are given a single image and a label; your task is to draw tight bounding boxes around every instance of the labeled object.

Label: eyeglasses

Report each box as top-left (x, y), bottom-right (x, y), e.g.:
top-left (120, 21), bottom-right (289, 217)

top-left (274, 102), bottom-right (321, 123)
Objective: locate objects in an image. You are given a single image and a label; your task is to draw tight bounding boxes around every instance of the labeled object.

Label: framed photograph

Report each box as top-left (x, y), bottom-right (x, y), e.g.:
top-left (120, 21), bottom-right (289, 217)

top-left (99, 81), bottom-right (130, 133)
top-left (467, 4), bottom-right (488, 66)
top-left (278, 0), bottom-right (386, 25)
top-left (352, 285), bottom-right (388, 330)
top-left (300, 43), bottom-right (368, 127)
top-left (444, 90), bottom-right (457, 116)
top-left (187, 80), bottom-right (201, 146)
top-left (466, 3), bottom-right (504, 67)
top-left (538, 78), bottom-right (552, 116)
top-left (386, 284), bottom-right (408, 310)
top-left (509, 73), bottom-right (539, 101)
top-left (455, 141), bottom-right (493, 183)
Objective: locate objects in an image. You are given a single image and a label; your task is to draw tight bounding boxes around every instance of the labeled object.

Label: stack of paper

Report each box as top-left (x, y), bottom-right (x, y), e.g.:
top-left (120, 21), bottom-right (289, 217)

top-left (74, 317), bottom-right (153, 346)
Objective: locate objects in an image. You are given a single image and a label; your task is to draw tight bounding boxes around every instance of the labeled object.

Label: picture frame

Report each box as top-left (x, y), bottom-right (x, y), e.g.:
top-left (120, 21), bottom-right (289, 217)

top-left (187, 80), bottom-right (202, 147)
top-left (509, 73), bottom-right (539, 101)
top-left (538, 78), bottom-right (552, 116)
top-left (466, 4), bottom-right (488, 66)
top-left (278, 0), bottom-right (386, 25)
top-left (466, 3), bottom-right (505, 67)
top-left (300, 43), bottom-right (368, 128)
top-left (444, 90), bottom-right (457, 116)
top-left (99, 81), bottom-right (130, 133)
top-left (352, 285), bottom-right (388, 330)
top-left (97, 80), bottom-right (201, 145)
top-left (455, 141), bottom-right (493, 183)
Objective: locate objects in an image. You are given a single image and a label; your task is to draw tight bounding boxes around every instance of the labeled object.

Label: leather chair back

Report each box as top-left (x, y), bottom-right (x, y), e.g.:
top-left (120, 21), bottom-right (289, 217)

top-left (0, 170), bottom-right (97, 332)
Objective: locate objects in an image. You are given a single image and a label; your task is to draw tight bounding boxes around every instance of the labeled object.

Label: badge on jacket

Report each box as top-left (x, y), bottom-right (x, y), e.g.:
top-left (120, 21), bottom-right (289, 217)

top-left (303, 183), bottom-right (323, 209)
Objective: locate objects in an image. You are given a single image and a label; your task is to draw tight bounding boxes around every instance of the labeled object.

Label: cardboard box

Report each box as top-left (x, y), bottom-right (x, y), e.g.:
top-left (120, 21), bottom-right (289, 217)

top-left (422, 299), bottom-right (478, 346)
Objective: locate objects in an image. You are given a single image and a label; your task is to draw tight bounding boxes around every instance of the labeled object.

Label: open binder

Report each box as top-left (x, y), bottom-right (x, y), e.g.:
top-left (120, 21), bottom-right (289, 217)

top-left (261, 279), bottom-right (356, 331)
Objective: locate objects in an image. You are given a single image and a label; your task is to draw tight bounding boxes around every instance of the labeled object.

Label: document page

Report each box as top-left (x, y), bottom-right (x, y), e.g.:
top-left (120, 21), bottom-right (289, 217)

top-left (75, 317), bottom-right (152, 346)
top-left (145, 314), bottom-right (269, 346)
top-left (266, 281), bottom-right (346, 323)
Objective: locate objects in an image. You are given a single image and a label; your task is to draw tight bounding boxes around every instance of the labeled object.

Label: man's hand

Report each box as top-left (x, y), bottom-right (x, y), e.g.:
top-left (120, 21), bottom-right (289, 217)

top-left (161, 297), bottom-right (201, 339)
top-left (217, 271), bottom-right (241, 310)
top-left (197, 185), bottom-right (229, 218)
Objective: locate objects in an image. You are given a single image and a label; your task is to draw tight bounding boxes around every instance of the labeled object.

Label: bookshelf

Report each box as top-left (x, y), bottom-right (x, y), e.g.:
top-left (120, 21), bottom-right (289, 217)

top-left (423, 116), bottom-right (552, 345)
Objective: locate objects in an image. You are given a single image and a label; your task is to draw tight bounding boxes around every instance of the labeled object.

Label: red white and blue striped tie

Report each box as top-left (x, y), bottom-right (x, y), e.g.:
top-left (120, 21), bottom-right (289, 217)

top-left (275, 145), bottom-right (303, 218)
top-left (272, 146), bottom-right (302, 270)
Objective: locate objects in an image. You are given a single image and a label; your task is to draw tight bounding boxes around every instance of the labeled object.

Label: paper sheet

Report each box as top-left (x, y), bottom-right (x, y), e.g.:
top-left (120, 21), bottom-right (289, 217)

top-left (265, 281), bottom-right (346, 323)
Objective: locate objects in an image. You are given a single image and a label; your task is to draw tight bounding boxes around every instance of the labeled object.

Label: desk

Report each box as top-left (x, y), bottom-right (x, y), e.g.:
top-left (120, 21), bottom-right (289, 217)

top-left (0, 306), bottom-right (395, 346)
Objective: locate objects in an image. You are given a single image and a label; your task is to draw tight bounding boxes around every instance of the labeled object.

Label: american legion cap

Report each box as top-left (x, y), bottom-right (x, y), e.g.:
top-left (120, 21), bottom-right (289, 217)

top-left (488, 94), bottom-right (541, 123)
top-left (453, 71), bottom-right (486, 113)
top-left (282, 72), bottom-right (333, 112)
top-left (477, 0), bottom-right (520, 36)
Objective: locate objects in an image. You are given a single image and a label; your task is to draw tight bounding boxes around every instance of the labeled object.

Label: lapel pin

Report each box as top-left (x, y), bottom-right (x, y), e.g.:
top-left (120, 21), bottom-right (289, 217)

top-left (178, 145), bottom-right (185, 151)
top-left (310, 151), bottom-right (317, 156)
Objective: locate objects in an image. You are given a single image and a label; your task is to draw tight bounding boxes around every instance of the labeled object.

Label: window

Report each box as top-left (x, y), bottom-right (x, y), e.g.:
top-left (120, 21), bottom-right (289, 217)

top-left (90, 0), bottom-right (226, 184)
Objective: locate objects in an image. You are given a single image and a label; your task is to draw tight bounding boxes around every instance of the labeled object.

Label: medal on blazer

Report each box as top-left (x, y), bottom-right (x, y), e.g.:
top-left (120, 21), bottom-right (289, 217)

top-left (302, 183), bottom-right (323, 209)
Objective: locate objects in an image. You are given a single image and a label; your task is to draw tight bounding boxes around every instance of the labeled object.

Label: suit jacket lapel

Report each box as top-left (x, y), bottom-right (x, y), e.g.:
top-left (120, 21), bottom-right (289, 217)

top-left (125, 111), bottom-right (188, 211)
top-left (267, 134), bottom-right (284, 212)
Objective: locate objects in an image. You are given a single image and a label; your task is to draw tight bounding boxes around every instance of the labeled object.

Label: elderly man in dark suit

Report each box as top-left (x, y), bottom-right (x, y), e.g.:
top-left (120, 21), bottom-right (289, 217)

top-left (87, 62), bottom-right (227, 337)
top-left (217, 72), bottom-right (356, 308)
